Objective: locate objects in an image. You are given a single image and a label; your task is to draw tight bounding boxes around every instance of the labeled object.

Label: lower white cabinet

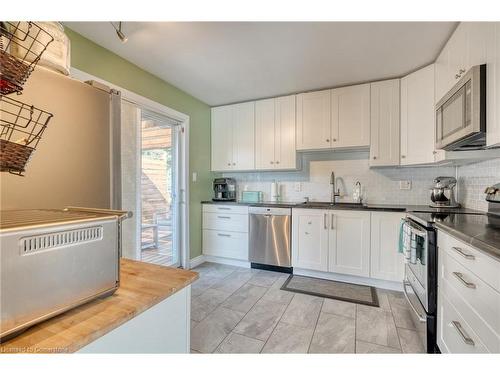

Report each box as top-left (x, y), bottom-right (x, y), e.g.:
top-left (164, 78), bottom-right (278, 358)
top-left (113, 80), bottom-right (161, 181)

top-left (437, 230), bottom-right (500, 353)
top-left (370, 212), bottom-right (405, 282)
top-left (202, 204), bottom-right (249, 261)
top-left (292, 209), bottom-right (370, 277)
top-left (291, 209), bottom-right (329, 271)
top-left (328, 210), bottom-right (371, 277)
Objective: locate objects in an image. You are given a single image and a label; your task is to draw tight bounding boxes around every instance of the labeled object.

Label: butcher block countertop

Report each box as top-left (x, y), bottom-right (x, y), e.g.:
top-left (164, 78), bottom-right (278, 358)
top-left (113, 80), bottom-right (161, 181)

top-left (0, 259), bottom-right (198, 354)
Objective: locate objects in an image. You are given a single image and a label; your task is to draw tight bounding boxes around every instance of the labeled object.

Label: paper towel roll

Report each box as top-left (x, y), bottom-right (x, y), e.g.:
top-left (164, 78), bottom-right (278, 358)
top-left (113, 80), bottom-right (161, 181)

top-left (271, 182), bottom-right (278, 202)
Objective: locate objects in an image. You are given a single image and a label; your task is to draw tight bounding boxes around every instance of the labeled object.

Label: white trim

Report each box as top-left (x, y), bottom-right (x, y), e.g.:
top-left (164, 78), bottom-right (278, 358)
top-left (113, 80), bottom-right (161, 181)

top-left (293, 268), bottom-right (403, 292)
top-left (70, 67), bottom-right (190, 269)
top-left (202, 255), bottom-right (251, 269)
top-left (189, 255), bottom-right (206, 269)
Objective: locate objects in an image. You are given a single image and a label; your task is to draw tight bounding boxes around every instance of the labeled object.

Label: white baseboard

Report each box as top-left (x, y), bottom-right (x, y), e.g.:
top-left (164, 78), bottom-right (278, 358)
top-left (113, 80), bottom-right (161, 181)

top-left (189, 255), bottom-right (205, 269)
top-left (293, 268), bottom-right (403, 292)
top-left (203, 255), bottom-right (251, 268)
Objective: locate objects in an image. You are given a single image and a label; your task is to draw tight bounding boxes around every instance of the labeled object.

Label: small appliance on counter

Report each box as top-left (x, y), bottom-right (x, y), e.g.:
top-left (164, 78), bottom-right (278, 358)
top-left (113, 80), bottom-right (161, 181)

top-left (0, 207), bottom-right (131, 342)
top-left (430, 176), bottom-right (460, 208)
top-left (213, 178), bottom-right (236, 201)
top-left (241, 191), bottom-right (263, 203)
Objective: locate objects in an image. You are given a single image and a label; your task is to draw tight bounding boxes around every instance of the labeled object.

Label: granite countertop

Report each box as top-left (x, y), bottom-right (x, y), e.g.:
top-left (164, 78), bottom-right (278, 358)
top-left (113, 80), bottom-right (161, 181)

top-left (434, 214), bottom-right (500, 261)
top-left (0, 259), bottom-right (198, 353)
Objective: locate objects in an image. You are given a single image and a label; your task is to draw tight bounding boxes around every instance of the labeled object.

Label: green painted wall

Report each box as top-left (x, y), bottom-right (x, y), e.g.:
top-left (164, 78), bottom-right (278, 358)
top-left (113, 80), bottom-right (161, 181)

top-left (65, 28), bottom-right (211, 260)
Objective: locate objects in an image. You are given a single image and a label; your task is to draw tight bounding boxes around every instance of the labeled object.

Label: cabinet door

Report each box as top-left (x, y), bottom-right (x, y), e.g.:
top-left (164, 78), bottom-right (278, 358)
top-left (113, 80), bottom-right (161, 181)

top-left (328, 210), bottom-right (370, 277)
top-left (296, 90), bottom-right (331, 150)
top-left (370, 79), bottom-right (400, 166)
top-left (275, 95), bottom-right (297, 169)
top-left (211, 105), bottom-right (234, 171)
top-left (400, 64), bottom-right (436, 165)
top-left (331, 84), bottom-right (370, 148)
top-left (370, 212), bottom-right (405, 282)
top-left (292, 209), bottom-right (329, 272)
top-left (255, 98), bottom-right (276, 170)
top-left (487, 22), bottom-right (500, 148)
top-left (232, 102), bottom-right (255, 171)
top-left (448, 23), bottom-right (469, 86)
top-left (435, 45), bottom-right (450, 104)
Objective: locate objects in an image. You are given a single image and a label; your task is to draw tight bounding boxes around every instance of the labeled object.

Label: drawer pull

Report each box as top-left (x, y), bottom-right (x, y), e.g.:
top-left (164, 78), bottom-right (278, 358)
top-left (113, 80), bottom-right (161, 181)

top-left (452, 246), bottom-right (475, 260)
top-left (451, 321), bottom-right (475, 346)
top-left (217, 216), bottom-right (231, 219)
top-left (217, 233), bottom-right (231, 238)
top-left (452, 272), bottom-right (476, 289)
top-left (217, 207), bottom-right (231, 211)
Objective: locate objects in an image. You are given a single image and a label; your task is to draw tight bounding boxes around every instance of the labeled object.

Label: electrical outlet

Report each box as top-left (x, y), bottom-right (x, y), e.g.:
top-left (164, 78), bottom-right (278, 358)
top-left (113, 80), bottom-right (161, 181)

top-left (399, 180), bottom-right (411, 190)
top-left (192, 172), bottom-right (197, 182)
top-left (294, 182), bottom-right (302, 192)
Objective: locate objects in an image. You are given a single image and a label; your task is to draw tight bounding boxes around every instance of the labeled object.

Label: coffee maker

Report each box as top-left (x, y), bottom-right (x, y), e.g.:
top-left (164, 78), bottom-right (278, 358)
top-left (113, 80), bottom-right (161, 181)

top-left (429, 176), bottom-right (460, 208)
top-left (213, 178), bottom-right (237, 201)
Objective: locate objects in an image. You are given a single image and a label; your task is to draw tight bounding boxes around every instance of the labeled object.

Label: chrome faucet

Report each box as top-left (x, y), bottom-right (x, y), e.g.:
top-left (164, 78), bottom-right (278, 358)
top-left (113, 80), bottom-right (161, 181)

top-left (330, 171), bottom-right (340, 204)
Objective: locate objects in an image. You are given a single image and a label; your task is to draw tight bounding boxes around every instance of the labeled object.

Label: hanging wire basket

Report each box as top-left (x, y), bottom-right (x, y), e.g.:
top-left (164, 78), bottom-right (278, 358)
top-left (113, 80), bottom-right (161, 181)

top-left (0, 21), bottom-right (54, 95)
top-left (0, 95), bottom-right (53, 175)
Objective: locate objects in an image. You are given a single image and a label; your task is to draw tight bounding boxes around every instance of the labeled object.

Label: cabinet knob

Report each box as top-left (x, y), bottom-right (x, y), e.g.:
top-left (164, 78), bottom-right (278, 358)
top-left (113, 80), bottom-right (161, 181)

top-left (433, 151), bottom-right (437, 155)
top-left (373, 156), bottom-right (377, 160)
top-left (455, 73), bottom-right (461, 79)
top-left (401, 155), bottom-right (406, 159)
top-left (326, 139), bottom-right (330, 143)
top-left (332, 138), bottom-right (337, 142)
top-left (270, 161), bottom-right (274, 164)
top-left (276, 161), bottom-right (280, 164)
top-left (459, 68), bottom-right (466, 74)
top-left (232, 162), bottom-right (236, 166)
top-left (227, 162), bottom-right (231, 166)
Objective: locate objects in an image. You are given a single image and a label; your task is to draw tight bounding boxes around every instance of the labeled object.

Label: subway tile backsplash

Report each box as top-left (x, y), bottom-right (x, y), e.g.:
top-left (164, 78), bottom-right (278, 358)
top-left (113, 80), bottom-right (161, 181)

top-left (222, 152), bottom-right (500, 212)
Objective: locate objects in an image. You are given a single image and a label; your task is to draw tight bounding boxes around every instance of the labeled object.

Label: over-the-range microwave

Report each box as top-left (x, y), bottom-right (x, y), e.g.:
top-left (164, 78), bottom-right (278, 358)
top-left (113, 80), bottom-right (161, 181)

top-left (435, 64), bottom-right (486, 151)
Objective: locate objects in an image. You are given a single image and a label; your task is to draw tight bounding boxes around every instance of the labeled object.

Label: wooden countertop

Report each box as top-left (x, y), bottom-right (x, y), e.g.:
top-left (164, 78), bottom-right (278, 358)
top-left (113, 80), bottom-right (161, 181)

top-left (0, 259), bottom-right (198, 353)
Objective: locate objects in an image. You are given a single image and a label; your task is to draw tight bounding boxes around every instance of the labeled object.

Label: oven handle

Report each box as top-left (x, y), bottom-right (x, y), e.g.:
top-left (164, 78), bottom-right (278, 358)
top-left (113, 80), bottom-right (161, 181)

top-left (402, 280), bottom-right (427, 323)
top-left (404, 218), bottom-right (428, 238)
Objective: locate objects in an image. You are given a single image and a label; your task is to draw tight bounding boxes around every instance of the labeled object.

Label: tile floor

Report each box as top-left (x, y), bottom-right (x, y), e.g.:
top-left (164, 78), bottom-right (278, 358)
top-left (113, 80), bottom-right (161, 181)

top-left (190, 262), bottom-right (426, 354)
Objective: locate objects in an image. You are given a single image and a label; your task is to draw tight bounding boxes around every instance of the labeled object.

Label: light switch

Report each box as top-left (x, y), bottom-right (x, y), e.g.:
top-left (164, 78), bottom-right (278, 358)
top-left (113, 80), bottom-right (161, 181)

top-left (399, 180), bottom-right (411, 190)
top-left (192, 172), bottom-right (197, 182)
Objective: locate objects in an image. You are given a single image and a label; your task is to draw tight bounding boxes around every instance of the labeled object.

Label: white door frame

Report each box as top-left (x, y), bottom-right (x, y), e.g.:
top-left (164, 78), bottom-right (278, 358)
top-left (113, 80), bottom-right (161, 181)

top-left (70, 68), bottom-right (190, 269)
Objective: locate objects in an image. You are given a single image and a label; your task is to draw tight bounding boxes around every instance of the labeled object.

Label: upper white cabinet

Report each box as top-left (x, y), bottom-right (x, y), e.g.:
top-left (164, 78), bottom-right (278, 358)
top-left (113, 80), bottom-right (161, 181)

top-left (211, 102), bottom-right (255, 172)
top-left (370, 212), bottom-right (405, 282)
top-left (486, 23), bottom-right (500, 148)
top-left (297, 84), bottom-right (370, 151)
top-left (331, 84), bottom-right (371, 148)
top-left (370, 79), bottom-right (400, 167)
top-left (400, 64), bottom-right (441, 165)
top-left (296, 90), bottom-right (331, 150)
top-left (255, 95), bottom-right (297, 170)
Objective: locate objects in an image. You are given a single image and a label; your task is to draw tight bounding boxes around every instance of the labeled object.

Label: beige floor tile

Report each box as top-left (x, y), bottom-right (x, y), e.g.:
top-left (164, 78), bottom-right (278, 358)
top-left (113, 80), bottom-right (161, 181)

top-left (280, 293), bottom-right (323, 328)
top-left (321, 299), bottom-right (356, 319)
top-left (262, 321), bottom-right (314, 353)
top-left (221, 283), bottom-right (268, 313)
top-left (190, 307), bottom-right (245, 353)
top-left (397, 328), bottom-right (425, 353)
top-left (233, 299), bottom-right (288, 341)
top-left (355, 340), bottom-right (402, 353)
top-left (356, 305), bottom-right (401, 349)
top-left (309, 312), bottom-right (355, 353)
top-left (216, 333), bottom-right (265, 353)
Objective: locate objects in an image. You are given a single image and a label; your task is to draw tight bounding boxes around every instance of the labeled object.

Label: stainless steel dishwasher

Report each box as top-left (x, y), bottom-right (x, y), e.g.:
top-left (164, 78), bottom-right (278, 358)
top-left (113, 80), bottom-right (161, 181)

top-left (249, 206), bottom-right (291, 270)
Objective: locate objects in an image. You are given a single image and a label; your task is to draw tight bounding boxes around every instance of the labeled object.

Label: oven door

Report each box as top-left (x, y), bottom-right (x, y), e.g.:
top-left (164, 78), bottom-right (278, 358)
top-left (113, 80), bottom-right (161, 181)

top-left (404, 218), bottom-right (429, 309)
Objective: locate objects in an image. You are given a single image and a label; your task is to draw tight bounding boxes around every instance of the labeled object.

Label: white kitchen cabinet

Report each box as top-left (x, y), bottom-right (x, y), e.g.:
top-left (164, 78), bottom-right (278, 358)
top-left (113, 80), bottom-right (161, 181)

top-left (370, 79), bottom-right (400, 166)
top-left (370, 212), bottom-right (405, 282)
top-left (292, 209), bottom-right (329, 271)
top-left (210, 102), bottom-right (255, 172)
top-left (328, 210), bottom-right (371, 277)
top-left (296, 90), bottom-right (331, 150)
top-left (400, 64), bottom-right (440, 165)
top-left (255, 95), bottom-right (296, 170)
top-left (331, 83), bottom-right (371, 148)
top-left (486, 22), bottom-right (500, 148)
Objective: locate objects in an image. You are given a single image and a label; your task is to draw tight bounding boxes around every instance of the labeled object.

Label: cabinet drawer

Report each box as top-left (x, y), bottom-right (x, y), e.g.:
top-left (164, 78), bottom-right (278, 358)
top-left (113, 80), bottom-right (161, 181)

top-left (440, 249), bottom-right (500, 351)
top-left (438, 230), bottom-right (500, 292)
top-left (202, 212), bottom-right (248, 233)
top-left (202, 229), bottom-right (248, 261)
top-left (438, 292), bottom-right (488, 353)
top-left (202, 204), bottom-right (249, 215)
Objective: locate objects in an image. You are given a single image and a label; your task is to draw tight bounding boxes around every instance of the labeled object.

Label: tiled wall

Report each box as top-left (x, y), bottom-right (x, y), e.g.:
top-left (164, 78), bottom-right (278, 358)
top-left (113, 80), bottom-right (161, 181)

top-left (457, 158), bottom-right (500, 211)
top-left (223, 152), bottom-right (456, 206)
top-left (223, 152), bottom-right (500, 211)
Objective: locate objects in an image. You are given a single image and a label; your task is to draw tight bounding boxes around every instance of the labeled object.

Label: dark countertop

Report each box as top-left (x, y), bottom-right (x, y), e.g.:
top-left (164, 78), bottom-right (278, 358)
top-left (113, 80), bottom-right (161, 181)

top-left (434, 214), bottom-right (500, 261)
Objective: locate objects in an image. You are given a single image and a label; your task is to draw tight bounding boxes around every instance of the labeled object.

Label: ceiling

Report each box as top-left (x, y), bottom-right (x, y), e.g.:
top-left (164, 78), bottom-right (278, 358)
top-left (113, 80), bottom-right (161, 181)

top-left (65, 22), bottom-right (457, 106)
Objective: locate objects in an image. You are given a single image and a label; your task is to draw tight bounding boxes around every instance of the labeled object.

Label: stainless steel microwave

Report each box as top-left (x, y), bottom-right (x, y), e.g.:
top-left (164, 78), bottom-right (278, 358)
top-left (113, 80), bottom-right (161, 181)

top-left (435, 64), bottom-right (486, 151)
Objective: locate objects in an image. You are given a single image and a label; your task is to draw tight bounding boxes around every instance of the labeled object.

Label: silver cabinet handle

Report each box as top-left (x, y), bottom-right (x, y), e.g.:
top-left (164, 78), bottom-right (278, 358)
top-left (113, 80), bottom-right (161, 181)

top-left (324, 213), bottom-right (328, 229)
top-left (331, 213), bottom-right (334, 229)
top-left (217, 216), bottom-right (231, 219)
top-left (451, 321), bottom-right (475, 346)
top-left (452, 272), bottom-right (476, 289)
top-left (403, 281), bottom-right (427, 322)
top-left (217, 207), bottom-right (231, 211)
top-left (452, 246), bottom-right (475, 260)
top-left (217, 233), bottom-right (231, 237)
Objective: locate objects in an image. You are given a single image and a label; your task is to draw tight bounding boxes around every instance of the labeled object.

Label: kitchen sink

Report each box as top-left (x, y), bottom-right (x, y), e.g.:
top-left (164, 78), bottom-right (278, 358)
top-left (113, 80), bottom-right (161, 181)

top-left (299, 201), bottom-right (367, 209)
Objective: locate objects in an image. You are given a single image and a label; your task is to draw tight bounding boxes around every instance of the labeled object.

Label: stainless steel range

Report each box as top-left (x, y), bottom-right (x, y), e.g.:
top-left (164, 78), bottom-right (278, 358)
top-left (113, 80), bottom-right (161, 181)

top-left (0, 207), bottom-right (131, 341)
